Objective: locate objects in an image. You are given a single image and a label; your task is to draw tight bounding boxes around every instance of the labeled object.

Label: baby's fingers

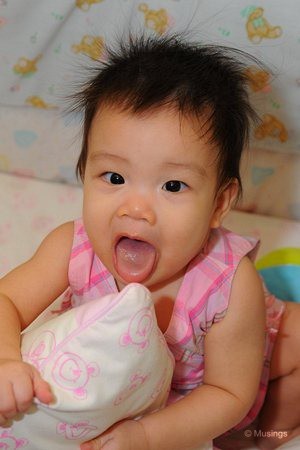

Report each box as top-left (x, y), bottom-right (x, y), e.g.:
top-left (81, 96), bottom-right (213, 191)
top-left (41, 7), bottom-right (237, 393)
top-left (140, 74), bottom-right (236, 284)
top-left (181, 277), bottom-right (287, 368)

top-left (32, 370), bottom-right (54, 405)
top-left (13, 376), bottom-right (37, 413)
top-left (0, 383), bottom-right (18, 422)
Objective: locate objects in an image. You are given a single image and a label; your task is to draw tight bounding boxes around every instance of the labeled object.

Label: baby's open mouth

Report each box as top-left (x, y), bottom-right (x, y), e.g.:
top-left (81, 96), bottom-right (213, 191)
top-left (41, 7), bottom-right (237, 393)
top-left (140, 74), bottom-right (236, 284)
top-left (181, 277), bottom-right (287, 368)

top-left (114, 236), bottom-right (156, 283)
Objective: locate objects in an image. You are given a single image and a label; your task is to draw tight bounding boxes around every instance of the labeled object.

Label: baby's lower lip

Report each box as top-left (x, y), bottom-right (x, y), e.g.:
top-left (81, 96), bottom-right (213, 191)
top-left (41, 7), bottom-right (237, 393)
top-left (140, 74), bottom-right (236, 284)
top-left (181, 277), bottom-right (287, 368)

top-left (114, 237), bottom-right (156, 283)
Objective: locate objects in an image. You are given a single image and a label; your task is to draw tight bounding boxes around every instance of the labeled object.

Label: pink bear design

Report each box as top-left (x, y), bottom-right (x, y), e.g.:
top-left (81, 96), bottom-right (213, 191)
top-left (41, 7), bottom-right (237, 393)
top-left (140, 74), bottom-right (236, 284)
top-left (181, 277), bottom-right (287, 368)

top-left (120, 307), bottom-right (154, 351)
top-left (23, 330), bottom-right (56, 371)
top-left (57, 421), bottom-right (98, 440)
top-left (52, 352), bottom-right (100, 398)
top-left (114, 371), bottom-right (149, 405)
top-left (151, 368), bottom-right (169, 400)
top-left (0, 430), bottom-right (28, 449)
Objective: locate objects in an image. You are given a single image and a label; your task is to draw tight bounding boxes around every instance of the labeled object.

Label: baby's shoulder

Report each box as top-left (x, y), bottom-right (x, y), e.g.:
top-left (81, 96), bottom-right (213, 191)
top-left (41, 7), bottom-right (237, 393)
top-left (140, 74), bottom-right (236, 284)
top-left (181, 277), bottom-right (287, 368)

top-left (43, 220), bottom-right (74, 244)
top-left (33, 221), bottom-right (74, 260)
top-left (227, 256), bottom-right (265, 320)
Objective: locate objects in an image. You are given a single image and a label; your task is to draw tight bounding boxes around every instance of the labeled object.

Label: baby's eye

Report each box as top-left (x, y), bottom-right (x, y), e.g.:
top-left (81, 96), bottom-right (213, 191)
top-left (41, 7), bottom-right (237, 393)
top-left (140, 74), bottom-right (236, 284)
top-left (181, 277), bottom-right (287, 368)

top-left (163, 180), bottom-right (188, 192)
top-left (102, 172), bottom-right (125, 184)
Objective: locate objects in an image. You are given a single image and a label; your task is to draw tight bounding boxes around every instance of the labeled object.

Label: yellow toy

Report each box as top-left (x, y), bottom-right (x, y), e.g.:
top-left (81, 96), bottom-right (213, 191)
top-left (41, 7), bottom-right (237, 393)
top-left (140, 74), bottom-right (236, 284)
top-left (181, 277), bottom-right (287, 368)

top-left (244, 67), bottom-right (271, 92)
top-left (75, 0), bottom-right (103, 12)
top-left (72, 35), bottom-right (104, 61)
top-left (255, 113), bottom-right (288, 143)
top-left (25, 96), bottom-right (56, 109)
top-left (138, 3), bottom-right (169, 35)
top-left (13, 54), bottom-right (42, 77)
top-left (256, 248), bottom-right (300, 302)
top-left (246, 7), bottom-right (282, 44)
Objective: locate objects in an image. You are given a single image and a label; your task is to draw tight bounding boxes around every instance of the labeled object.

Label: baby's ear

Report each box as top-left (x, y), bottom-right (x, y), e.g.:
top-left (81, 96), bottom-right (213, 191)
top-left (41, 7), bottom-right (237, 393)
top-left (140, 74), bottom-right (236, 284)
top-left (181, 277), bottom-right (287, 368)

top-left (210, 180), bottom-right (239, 229)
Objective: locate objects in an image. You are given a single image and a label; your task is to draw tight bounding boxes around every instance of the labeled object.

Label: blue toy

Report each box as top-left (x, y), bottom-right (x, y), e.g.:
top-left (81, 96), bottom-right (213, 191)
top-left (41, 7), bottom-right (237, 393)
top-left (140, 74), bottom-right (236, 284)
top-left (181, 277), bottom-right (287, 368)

top-left (256, 248), bottom-right (300, 302)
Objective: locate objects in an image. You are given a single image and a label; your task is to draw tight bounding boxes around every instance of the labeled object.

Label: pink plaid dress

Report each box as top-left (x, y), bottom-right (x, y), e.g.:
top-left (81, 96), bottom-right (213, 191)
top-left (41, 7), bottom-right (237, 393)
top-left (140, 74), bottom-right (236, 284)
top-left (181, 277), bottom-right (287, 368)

top-left (68, 219), bottom-right (285, 432)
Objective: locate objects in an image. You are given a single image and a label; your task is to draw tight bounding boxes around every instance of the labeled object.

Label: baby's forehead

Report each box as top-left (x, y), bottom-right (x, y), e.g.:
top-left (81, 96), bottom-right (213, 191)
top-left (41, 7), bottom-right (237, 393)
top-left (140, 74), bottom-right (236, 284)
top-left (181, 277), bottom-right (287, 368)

top-left (88, 104), bottom-right (218, 175)
top-left (93, 101), bottom-right (214, 136)
top-left (89, 105), bottom-right (219, 174)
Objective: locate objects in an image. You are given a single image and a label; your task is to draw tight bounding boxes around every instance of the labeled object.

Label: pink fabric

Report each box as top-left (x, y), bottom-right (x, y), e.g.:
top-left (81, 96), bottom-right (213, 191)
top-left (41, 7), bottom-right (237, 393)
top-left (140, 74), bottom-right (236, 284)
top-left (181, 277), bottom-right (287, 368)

top-left (68, 219), bottom-right (118, 305)
top-left (68, 219), bottom-right (286, 431)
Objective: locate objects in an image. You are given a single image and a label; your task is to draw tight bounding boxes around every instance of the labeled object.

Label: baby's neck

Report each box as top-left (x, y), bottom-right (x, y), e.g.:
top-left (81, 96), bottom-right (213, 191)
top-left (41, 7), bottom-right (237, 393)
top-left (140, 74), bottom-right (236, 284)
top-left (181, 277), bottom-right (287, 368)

top-left (116, 273), bottom-right (184, 334)
top-left (152, 275), bottom-right (184, 333)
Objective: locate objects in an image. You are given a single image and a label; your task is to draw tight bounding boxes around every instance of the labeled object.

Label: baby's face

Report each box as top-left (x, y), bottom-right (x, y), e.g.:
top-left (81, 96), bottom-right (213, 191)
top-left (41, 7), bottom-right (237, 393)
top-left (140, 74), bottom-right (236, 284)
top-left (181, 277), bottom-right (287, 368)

top-left (82, 105), bottom-right (233, 292)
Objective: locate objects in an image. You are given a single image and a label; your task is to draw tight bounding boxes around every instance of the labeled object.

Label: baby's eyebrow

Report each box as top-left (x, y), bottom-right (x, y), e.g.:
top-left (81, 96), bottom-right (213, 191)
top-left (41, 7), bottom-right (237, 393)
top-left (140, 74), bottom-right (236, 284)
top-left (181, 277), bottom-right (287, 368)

top-left (88, 151), bottom-right (128, 164)
top-left (163, 161), bottom-right (207, 178)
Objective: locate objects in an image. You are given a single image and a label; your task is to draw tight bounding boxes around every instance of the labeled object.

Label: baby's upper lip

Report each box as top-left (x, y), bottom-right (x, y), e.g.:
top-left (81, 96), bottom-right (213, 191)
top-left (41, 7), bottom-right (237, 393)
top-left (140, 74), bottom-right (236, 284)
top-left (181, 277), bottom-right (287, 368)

top-left (114, 233), bottom-right (155, 248)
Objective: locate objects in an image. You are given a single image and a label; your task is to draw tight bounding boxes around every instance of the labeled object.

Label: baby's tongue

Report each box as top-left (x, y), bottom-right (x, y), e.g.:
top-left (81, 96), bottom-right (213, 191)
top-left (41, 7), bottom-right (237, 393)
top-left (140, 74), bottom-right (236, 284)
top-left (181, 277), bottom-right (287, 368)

top-left (115, 237), bottom-right (156, 283)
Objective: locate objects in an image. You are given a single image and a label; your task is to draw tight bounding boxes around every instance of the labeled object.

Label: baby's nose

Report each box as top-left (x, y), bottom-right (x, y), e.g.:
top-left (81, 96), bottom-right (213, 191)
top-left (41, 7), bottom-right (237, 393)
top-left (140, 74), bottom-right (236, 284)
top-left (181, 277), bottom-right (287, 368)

top-left (117, 194), bottom-right (156, 225)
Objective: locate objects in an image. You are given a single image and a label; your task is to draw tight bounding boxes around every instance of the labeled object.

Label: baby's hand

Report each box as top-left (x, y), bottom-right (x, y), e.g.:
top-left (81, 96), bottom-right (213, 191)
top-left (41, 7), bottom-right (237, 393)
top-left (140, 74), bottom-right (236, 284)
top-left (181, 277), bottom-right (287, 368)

top-left (81, 419), bottom-right (149, 450)
top-left (0, 359), bottom-right (53, 425)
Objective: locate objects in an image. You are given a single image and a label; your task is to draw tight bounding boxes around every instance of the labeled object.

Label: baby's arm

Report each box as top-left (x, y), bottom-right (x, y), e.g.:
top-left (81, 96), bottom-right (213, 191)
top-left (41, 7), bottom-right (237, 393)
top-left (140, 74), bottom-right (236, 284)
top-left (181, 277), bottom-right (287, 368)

top-left (142, 257), bottom-right (265, 449)
top-left (83, 256), bottom-right (266, 450)
top-left (0, 222), bottom-right (74, 424)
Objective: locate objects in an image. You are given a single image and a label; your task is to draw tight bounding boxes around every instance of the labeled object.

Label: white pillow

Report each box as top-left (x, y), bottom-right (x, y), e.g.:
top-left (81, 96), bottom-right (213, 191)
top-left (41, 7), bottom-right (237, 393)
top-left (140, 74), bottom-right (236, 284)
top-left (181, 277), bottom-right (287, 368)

top-left (0, 283), bottom-right (174, 450)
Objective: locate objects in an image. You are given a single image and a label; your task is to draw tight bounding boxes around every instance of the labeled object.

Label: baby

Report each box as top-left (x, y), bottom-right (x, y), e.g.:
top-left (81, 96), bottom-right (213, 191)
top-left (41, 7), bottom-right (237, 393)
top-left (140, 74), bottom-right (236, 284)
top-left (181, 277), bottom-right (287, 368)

top-left (0, 34), bottom-right (300, 450)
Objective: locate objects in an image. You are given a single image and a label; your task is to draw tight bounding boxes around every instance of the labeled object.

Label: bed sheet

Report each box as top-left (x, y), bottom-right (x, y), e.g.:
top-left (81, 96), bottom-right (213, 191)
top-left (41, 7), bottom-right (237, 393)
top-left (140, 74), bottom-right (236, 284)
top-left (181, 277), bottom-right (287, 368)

top-left (0, 172), bottom-right (82, 276)
top-left (1, 0), bottom-right (300, 158)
